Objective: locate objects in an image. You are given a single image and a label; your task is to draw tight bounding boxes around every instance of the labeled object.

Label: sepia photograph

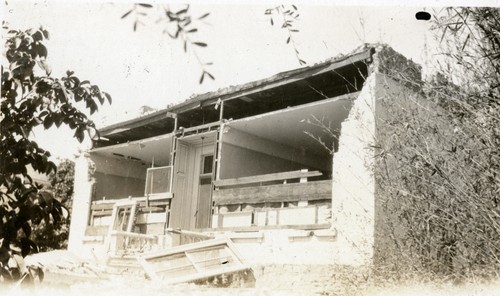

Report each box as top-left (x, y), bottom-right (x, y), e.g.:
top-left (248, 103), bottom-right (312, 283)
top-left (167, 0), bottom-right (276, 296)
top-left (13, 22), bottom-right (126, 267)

top-left (1, 0), bottom-right (500, 295)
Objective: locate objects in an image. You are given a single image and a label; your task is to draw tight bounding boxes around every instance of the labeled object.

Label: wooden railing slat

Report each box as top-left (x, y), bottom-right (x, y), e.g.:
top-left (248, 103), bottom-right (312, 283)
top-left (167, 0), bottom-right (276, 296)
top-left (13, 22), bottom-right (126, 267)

top-left (212, 180), bottom-right (331, 205)
top-left (213, 170), bottom-right (322, 187)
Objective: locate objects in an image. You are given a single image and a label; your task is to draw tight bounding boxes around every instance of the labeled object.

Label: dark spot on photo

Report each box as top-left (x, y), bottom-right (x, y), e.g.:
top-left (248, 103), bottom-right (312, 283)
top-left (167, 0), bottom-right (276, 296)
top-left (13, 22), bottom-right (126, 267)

top-left (416, 11), bottom-right (431, 21)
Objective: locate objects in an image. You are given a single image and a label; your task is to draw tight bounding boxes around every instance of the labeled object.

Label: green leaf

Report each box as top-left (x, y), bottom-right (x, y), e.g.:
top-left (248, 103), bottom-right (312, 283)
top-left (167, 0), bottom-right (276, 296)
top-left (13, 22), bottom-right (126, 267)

top-left (104, 92), bottom-right (112, 104)
top-left (43, 114), bottom-right (53, 129)
top-left (53, 113), bottom-right (64, 128)
top-left (74, 127), bottom-right (85, 143)
top-left (32, 30), bottom-right (44, 42)
top-left (35, 43), bottom-right (48, 58)
top-left (187, 28), bottom-right (198, 33)
top-left (37, 59), bottom-right (51, 76)
top-left (97, 93), bottom-right (105, 105)
top-left (138, 3), bottom-right (153, 8)
top-left (41, 28), bottom-right (50, 39)
top-left (121, 10), bottom-right (133, 19)
top-left (193, 42), bottom-right (207, 47)
top-left (271, 18), bottom-right (274, 26)
top-left (198, 13), bottom-right (210, 19)
top-left (176, 8), bottom-right (188, 15)
top-left (199, 72), bottom-right (205, 84)
top-left (89, 100), bottom-right (98, 114)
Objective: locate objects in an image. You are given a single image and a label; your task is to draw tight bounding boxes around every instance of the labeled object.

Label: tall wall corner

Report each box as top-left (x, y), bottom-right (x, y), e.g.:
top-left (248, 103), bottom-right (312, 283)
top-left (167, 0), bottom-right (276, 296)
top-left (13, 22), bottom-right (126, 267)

top-left (67, 152), bottom-right (94, 255)
top-left (330, 73), bottom-right (377, 266)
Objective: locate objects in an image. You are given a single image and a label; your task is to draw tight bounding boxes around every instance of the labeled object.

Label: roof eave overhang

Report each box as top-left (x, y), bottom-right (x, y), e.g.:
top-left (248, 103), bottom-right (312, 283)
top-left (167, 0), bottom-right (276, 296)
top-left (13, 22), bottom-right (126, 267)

top-left (98, 47), bottom-right (374, 137)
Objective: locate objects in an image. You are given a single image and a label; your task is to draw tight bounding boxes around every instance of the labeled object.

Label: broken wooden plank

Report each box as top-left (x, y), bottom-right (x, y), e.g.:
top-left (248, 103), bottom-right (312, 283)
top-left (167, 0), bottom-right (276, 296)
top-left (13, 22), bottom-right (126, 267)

top-left (213, 170), bottom-right (322, 188)
top-left (212, 180), bottom-right (331, 205)
top-left (138, 238), bottom-right (250, 284)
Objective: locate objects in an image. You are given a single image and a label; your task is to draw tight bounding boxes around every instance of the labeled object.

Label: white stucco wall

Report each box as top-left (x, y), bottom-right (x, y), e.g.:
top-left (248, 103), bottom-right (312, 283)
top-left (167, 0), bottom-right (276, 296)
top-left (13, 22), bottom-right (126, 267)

top-left (67, 153), bottom-right (94, 256)
top-left (330, 73), bottom-right (377, 266)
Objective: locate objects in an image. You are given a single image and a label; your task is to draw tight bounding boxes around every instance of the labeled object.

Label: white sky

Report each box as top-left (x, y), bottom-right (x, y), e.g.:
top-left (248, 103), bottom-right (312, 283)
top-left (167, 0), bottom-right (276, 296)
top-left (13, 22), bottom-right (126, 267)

top-left (2, 0), bottom-right (487, 161)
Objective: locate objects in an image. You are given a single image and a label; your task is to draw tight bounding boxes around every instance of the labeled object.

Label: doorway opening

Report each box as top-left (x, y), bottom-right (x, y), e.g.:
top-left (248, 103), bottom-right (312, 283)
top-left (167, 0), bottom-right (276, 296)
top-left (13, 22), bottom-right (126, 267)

top-left (170, 132), bottom-right (216, 230)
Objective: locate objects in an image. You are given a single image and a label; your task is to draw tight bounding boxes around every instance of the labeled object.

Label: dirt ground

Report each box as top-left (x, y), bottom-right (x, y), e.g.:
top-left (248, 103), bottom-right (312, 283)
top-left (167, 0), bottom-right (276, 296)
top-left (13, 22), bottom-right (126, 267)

top-left (6, 250), bottom-right (500, 296)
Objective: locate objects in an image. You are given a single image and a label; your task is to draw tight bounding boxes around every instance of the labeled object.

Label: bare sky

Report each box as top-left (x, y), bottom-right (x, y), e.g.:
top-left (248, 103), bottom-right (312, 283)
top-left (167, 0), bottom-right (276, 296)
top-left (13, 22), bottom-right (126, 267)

top-left (2, 1), bottom-right (470, 160)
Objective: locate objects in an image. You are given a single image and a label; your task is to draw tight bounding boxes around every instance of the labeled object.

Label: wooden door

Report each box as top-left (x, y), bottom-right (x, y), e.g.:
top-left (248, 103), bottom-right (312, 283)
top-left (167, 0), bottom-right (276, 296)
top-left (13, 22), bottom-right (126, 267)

top-left (170, 141), bottom-right (190, 229)
top-left (195, 154), bottom-right (214, 229)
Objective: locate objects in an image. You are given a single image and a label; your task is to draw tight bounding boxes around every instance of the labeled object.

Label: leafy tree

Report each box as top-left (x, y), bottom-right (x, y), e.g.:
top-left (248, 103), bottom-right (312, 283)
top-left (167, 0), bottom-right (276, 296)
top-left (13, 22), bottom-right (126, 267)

top-left (48, 159), bottom-right (74, 206)
top-left (0, 23), bottom-right (110, 284)
top-left (31, 159), bottom-right (74, 252)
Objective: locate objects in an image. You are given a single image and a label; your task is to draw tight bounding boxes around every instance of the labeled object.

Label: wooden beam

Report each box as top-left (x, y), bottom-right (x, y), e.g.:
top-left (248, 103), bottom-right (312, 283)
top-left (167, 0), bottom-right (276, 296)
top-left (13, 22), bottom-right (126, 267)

top-left (212, 180), bottom-right (331, 205)
top-left (99, 111), bottom-right (176, 137)
top-left (213, 170), bottom-right (322, 187)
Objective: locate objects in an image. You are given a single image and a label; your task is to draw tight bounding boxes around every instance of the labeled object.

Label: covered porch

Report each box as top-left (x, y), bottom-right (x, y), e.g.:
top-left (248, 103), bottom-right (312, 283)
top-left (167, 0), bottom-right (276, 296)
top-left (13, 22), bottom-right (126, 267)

top-left (212, 93), bottom-right (356, 229)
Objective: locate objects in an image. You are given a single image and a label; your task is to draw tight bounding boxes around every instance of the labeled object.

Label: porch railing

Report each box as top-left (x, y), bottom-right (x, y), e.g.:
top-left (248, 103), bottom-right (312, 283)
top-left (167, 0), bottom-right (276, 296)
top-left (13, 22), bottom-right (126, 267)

top-left (211, 170), bottom-right (332, 229)
top-left (108, 230), bottom-right (159, 256)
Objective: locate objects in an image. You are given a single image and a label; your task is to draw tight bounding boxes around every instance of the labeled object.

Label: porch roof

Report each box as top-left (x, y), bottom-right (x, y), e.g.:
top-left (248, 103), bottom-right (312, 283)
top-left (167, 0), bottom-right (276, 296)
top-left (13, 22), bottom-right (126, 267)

top-left (96, 46), bottom-right (374, 145)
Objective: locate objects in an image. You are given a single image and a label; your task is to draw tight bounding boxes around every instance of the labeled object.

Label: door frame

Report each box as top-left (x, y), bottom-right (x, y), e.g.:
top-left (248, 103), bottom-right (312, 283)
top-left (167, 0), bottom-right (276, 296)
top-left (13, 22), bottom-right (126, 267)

top-left (169, 132), bottom-right (216, 230)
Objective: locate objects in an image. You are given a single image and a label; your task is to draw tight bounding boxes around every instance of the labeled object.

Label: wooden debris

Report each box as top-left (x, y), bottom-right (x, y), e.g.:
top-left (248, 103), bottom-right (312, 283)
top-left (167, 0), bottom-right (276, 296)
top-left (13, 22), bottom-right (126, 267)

top-left (138, 238), bottom-right (251, 284)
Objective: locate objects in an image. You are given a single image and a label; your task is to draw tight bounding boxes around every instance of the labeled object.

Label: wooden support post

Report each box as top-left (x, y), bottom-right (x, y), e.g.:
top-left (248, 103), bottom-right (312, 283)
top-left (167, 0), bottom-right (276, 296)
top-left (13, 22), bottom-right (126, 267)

top-left (169, 115), bottom-right (178, 193)
top-left (215, 123), bottom-right (224, 181)
top-left (220, 101), bottom-right (224, 121)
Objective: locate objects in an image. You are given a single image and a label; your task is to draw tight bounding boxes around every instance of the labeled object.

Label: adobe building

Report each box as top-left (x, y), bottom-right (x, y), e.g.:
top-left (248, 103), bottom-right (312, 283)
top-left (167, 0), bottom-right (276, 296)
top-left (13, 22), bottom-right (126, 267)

top-left (67, 44), bottom-right (422, 288)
